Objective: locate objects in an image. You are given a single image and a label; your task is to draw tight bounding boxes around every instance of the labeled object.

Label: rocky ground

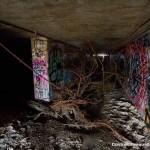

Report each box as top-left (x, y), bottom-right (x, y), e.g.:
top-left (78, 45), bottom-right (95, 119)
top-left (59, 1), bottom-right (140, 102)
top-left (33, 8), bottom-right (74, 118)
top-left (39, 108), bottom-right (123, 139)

top-left (0, 88), bottom-right (149, 150)
top-left (0, 116), bottom-right (124, 149)
top-left (101, 89), bottom-right (150, 150)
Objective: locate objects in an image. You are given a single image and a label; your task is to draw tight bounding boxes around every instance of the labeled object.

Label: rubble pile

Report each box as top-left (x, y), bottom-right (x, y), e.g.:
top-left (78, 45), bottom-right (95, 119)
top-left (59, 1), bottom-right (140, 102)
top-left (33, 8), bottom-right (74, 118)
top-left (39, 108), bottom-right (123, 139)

top-left (101, 89), bottom-right (149, 145)
top-left (0, 120), bottom-right (83, 150)
top-left (49, 136), bottom-right (82, 149)
top-left (0, 123), bottom-right (31, 150)
top-left (0, 88), bottom-right (149, 150)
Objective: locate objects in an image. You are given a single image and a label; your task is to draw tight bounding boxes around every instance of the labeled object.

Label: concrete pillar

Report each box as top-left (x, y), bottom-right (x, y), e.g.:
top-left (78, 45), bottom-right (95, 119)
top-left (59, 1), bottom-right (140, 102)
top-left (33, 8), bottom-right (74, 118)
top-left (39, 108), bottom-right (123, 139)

top-left (31, 37), bottom-right (50, 101)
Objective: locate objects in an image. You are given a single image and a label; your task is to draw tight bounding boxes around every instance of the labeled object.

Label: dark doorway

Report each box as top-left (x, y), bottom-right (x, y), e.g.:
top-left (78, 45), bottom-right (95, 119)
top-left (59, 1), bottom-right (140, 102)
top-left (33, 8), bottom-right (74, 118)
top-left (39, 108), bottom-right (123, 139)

top-left (0, 36), bottom-right (34, 108)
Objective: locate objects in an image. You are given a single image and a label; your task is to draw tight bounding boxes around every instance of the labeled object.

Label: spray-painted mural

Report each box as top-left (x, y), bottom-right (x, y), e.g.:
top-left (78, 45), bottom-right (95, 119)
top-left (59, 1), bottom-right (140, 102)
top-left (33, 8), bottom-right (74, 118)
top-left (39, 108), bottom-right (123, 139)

top-left (117, 33), bottom-right (149, 119)
top-left (48, 43), bottom-right (83, 98)
top-left (49, 43), bottom-right (64, 87)
top-left (147, 44), bottom-right (150, 118)
top-left (32, 37), bottom-right (84, 101)
top-left (31, 37), bottom-right (50, 101)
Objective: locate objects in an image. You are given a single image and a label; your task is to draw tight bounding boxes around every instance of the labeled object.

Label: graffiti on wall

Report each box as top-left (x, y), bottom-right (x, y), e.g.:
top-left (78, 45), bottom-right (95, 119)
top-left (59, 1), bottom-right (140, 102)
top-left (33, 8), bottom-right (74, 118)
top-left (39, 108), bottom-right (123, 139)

top-left (129, 53), bottom-right (141, 98)
top-left (49, 43), bottom-right (64, 88)
top-left (32, 38), bottom-right (85, 101)
top-left (48, 44), bottom-right (84, 98)
top-left (148, 45), bottom-right (150, 114)
top-left (117, 34), bottom-right (149, 119)
top-left (32, 38), bottom-right (50, 101)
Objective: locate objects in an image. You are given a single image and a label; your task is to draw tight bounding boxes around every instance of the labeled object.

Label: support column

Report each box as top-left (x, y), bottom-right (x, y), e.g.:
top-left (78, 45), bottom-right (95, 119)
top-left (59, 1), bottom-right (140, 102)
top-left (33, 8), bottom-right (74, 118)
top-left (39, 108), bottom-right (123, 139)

top-left (31, 37), bottom-right (50, 101)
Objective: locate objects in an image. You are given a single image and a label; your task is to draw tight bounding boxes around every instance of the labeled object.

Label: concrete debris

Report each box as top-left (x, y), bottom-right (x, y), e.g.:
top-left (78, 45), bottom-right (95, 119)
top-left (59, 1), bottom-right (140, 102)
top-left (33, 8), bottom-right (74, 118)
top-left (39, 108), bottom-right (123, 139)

top-left (0, 124), bottom-right (31, 150)
top-left (132, 131), bottom-right (145, 142)
top-left (101, 89), bottom-right (149, 148)
top-left (0, 121), bottom-right (83, 150)
top-left (55, 137), bottom-right (82, 150)
top-left (0, 88), bottom-right (149, 150)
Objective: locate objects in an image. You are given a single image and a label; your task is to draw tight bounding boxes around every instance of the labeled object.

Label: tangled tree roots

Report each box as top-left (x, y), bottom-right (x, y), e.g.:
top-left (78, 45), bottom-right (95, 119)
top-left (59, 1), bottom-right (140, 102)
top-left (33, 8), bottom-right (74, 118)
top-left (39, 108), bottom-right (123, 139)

top-left (49, 99), bottom-right (87, 122)
top-left (27, 99), bottom-right (88, 123)
top-left (27, 99), bottom-right (132, 143)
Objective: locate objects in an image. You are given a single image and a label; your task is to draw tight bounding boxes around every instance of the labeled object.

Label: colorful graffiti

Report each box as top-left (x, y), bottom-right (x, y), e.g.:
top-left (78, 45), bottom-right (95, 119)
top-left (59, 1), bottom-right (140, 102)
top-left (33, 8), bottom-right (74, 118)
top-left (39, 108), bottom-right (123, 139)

top-left (117, 34), bottom-right (149, 119)
top-left (49, 43), bottom-right (64, 87)
top-left (148, 47), bottom-right (150, 113)
top-left (32, 37), bottom-right (85, 101)
top-left (32, 37), bottom-right (50, 101)
top-left (129, 53), bottom-right (141, 98)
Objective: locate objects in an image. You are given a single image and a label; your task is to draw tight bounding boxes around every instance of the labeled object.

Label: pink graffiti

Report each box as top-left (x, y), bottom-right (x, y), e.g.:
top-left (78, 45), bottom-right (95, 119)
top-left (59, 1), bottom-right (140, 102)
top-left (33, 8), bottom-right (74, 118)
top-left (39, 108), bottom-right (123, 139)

top-left (32, 47), bottom-right (49, 100)
top-left (119, 35), bottom-right (148, 119)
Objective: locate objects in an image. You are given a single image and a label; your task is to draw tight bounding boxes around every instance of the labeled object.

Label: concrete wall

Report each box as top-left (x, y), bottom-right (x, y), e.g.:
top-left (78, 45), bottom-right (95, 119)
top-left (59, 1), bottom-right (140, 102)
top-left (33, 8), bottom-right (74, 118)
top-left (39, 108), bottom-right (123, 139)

top-left (31, 37), bottom-right (83, 101)
top-left (115, 33), bottom-right (150, 120)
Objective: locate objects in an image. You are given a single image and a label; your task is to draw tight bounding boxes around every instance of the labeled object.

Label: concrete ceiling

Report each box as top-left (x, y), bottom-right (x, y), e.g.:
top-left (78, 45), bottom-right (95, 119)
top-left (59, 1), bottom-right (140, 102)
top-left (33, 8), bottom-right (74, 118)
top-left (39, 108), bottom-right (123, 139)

top-left (0, 0), bottom-right (150, 52)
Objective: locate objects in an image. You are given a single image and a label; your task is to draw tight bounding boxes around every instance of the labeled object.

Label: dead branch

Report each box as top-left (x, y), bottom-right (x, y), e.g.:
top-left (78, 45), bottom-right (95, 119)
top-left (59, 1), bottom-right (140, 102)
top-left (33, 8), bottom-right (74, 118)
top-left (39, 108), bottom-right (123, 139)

top-left (50, 99), bottom-right (88, 109)
top-left (64, 121), bottom-right (131, 143)
top-left (95, 121), bottom-right (130, 142)
top-left (87, 40), bottom-right (105, 93)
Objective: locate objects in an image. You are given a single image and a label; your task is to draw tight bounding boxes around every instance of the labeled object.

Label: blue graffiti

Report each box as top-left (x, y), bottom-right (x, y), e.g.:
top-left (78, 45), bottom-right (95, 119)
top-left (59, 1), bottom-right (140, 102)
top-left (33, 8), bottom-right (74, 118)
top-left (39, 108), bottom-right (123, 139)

top-left (49, 45), bottom-right (64, 83)
top-left (129, 54), bottom-right (141, 97)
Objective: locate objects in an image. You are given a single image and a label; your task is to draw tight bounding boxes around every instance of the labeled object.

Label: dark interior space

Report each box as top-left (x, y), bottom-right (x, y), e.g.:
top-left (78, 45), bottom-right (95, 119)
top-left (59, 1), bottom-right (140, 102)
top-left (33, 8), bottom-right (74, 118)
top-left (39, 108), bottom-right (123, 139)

top-left (0, 1), bottom-right (149, 149)
top-left (0, 36), bottom-right (34, 124)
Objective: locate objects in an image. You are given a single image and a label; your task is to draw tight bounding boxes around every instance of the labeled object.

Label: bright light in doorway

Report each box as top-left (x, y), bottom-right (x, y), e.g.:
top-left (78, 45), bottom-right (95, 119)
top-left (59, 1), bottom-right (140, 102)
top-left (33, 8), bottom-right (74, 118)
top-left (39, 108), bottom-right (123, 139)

top-left (97, 54), bottom-right (109, 57)
top-left (93, 53), bottom-right (109, 61)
